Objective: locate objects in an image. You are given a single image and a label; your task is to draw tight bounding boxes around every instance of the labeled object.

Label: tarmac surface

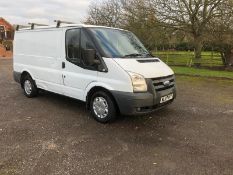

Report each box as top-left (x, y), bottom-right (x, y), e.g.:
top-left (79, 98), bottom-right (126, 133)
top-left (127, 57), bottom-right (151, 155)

top-left (0, 59), bottom-right (233, 175)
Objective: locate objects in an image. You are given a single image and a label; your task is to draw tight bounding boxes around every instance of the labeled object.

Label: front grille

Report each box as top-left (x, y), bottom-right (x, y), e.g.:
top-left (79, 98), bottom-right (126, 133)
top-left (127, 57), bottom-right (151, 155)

top-left (152, 75), bottom-right (175, 92)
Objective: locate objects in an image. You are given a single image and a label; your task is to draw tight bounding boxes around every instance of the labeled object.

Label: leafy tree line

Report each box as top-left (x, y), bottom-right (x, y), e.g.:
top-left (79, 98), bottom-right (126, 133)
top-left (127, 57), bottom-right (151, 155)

top-left (85, 0), bottom-right (233, 67)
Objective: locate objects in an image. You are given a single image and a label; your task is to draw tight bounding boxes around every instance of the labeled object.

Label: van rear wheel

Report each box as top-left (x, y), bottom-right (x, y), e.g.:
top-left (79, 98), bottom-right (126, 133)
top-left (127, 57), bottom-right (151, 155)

top-left (23, 75), bottom-right (38, 98)
top-left (90, 91), bottom-right (117, 123)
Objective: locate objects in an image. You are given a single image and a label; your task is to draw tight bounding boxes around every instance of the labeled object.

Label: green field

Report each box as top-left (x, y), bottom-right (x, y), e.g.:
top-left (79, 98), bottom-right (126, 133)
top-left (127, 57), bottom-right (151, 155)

top-left (171, 66), bottom-right (233, 79)
top-left (153, 51), bottom-right (223, 67)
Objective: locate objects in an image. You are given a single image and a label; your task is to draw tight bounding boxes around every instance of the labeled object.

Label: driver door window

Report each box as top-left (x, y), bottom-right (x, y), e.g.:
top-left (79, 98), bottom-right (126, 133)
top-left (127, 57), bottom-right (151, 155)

top-left (81, 29), bottom-right (98, 69)
top-left (66, 29), bottom-right (81, 66)
top-left (66, 28), bottom-right (99, 70)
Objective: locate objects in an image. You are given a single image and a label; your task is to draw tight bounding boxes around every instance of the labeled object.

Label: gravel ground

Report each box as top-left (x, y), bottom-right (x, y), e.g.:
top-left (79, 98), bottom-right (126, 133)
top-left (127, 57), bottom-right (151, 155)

top-left (0, 59), bottom-right (233, 175)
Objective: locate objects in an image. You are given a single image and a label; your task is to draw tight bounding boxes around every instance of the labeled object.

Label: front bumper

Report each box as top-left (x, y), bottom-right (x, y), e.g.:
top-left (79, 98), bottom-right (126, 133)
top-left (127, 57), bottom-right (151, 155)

top-left (13, 71), bottom-right (21, 84)
top-left (112, 86), bottom-right (176, 115)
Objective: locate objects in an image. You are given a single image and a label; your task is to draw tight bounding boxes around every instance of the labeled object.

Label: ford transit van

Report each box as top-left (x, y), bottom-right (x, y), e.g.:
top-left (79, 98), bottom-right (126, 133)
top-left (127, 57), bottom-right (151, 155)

top-left (13, 23), bottom-right (176, 123)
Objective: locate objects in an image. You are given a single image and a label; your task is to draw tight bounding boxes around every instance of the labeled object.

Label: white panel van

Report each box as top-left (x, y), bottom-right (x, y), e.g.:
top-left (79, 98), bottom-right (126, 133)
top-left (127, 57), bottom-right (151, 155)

top-left (13, 24), bottom-right (176, 123)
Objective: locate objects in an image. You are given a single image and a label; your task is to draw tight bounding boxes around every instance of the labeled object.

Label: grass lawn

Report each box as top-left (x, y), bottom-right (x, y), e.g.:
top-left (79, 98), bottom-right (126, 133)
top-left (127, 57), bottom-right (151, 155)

top-left (152, 51), bottom-right (233, 79)
top-left (153, 51), bottom-right (223, 67)
top-left (171, 66), bottom-right (233, 79)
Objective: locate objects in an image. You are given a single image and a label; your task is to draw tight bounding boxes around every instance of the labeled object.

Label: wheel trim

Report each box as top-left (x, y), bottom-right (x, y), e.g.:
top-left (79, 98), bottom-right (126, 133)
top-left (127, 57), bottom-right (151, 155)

top-left (93, 97), bottom-right (109, 119)
top-left (24, 80), bottom-right (32, 95)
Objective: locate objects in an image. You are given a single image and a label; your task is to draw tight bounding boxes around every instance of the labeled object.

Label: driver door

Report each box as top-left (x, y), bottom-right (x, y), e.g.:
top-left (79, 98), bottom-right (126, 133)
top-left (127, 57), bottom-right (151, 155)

top-left (62, 28), bottom-right (98, 101)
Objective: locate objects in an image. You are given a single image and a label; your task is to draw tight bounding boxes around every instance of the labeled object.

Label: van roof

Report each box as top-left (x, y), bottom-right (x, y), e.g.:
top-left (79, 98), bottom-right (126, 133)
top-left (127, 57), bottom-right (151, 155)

top-left (17, 24), bottom-right (126, 32)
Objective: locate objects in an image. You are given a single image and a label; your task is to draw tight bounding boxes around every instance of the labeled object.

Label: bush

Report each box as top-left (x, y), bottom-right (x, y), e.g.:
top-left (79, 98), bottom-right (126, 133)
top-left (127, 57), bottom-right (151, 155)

top-left (2, 40), bottom-right (13, 51)
top-left (175, 42), bottom-right (194, 51)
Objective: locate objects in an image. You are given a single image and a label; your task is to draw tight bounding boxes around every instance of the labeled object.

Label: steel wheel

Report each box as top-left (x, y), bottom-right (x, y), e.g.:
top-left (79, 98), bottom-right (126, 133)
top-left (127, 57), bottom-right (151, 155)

top-left (93, 97), bottom-right (109, 119)
top-left (90, 91), bottom-right (117, 123)
top-left (24, 80), bottom-right (32, 95)
top-left (22, 74), bottom-right (38, 98)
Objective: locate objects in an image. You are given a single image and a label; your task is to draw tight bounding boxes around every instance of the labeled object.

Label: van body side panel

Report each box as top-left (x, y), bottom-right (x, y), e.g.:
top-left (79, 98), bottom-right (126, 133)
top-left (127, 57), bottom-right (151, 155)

top-left (96, 58), bottom-right (133, 92)
top-left (14, 29), bottom-right (63, 94)
top-left (62, 62), bottom-right (98, 101)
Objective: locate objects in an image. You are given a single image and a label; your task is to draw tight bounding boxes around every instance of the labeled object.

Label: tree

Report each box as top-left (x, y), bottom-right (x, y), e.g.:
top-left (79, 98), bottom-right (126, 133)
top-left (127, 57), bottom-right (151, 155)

top-left (85, 0), bottom-right (169, 51)
top-left (85, 0), bottom-right (233, 67)
top-left (208, 22), bottom-right (233, 67)
top-left (151, 0), bottom-right (231, 66)
top-left (85, 0), bottom-right (124, 27)
top-left (121, 0), bottom-right (160, 49)
top-left (207, 1), bottom-right (233, 67)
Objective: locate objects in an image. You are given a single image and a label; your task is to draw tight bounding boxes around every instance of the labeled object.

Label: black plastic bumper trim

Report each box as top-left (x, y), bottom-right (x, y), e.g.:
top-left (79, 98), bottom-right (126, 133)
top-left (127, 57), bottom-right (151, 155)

top-left (13, 71), bottom-right (21, 83)
top-left (111, 87), bottom-right (176, 115)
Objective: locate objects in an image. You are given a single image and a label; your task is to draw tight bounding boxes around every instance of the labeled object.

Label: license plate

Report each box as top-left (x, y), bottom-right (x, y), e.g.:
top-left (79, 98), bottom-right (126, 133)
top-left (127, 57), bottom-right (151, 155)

top-left (160, 94), bottom-right (174, 103)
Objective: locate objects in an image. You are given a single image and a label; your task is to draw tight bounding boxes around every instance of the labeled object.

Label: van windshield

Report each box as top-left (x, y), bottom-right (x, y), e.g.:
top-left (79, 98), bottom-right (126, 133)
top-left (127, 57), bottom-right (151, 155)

top-left (88, 28), bottom-right (152, 58)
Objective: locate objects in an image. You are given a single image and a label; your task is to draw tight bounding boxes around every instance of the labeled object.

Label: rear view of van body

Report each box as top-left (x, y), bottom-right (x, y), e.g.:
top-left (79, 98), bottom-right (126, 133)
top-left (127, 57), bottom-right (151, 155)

top-left (13, 24), bottom-right (176, 123)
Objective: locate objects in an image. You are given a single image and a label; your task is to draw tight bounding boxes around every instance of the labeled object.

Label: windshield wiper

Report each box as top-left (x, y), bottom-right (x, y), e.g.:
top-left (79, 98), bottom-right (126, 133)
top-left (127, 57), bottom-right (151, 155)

top-left (123, 53), bottom-right (143, 58)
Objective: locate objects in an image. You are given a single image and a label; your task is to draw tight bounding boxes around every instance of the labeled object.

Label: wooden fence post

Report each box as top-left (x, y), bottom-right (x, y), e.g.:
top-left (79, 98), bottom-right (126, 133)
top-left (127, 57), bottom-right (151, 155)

top-left (166, 50), bottom-right (169, 64)
top-left (187, 50), bottom-right (191, 67)
top-left (211, 47), bottom-right (214, 67)
top-left (189, 49), bottom-right (195, 67)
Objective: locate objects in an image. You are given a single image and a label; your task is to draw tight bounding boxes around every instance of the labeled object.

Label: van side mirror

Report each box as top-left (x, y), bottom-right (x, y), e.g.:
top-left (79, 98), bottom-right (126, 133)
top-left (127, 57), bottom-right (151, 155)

top-left (84, 49), bottom-right (101, 66)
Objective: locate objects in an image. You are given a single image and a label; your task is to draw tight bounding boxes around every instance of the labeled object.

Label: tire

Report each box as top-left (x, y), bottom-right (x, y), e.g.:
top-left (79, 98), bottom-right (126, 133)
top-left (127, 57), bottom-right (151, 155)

top-left (22, 75), bottom-right (38, 98)
top-left (90, 91), bottom-right (117, 123)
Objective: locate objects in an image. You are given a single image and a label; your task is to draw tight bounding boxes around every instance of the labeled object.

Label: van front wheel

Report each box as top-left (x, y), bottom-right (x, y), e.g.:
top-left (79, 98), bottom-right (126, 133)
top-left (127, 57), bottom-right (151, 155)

top-left (23, 75), bottom-right (38, 98)
top-left (90, 91), bottom-right (117, 123)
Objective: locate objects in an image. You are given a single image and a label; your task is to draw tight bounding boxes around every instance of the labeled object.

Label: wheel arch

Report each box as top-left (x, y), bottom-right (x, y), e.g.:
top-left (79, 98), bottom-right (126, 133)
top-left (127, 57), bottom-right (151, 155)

top-left (20, 70), bottom-right (35, 88)
top-left (86, 86), bottom-right (119, 113)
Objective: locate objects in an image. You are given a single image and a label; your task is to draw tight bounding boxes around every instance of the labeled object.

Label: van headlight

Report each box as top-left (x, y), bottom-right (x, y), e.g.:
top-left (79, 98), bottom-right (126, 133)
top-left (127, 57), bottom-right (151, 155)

top-left (128, 72), bottom-right (147, 92)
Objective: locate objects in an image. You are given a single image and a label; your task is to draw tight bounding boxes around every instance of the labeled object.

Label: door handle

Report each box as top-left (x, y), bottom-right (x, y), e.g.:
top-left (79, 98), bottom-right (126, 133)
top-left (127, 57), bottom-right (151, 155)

top-left (62, 62), bottom-right (65, 69)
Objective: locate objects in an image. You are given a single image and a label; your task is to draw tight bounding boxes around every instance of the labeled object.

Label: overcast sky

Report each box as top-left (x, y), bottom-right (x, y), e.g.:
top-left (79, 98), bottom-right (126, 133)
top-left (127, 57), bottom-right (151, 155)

top-left (0, 0), bottom-right (94, 25)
